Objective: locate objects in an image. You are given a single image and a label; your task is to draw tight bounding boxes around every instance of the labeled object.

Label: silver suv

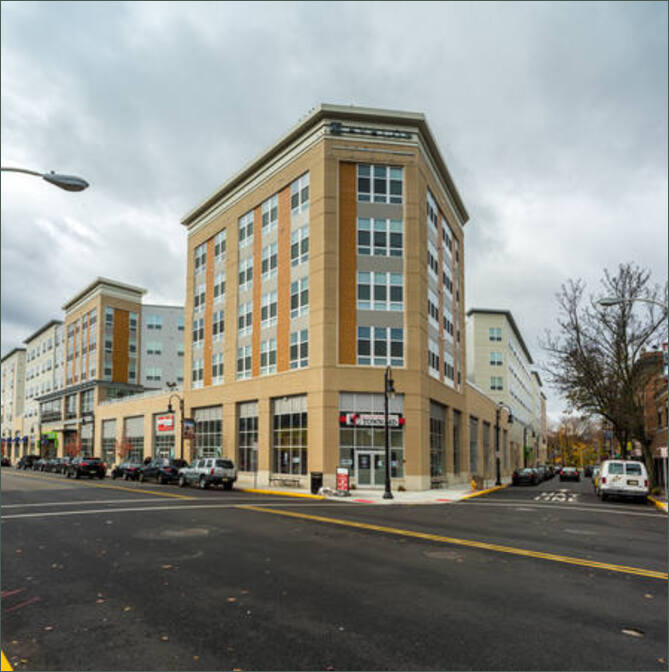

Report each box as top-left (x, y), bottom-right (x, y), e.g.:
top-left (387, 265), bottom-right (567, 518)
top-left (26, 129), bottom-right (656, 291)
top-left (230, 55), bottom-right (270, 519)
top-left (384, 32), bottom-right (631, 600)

top-left (178, 457), bottom-right (237, 490)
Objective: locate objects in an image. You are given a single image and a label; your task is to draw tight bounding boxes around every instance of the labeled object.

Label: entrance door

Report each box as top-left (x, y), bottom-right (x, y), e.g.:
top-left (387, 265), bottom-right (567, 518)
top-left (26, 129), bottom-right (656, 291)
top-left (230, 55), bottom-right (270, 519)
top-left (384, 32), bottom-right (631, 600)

top-left (356, 452), bottom-right (385, 487)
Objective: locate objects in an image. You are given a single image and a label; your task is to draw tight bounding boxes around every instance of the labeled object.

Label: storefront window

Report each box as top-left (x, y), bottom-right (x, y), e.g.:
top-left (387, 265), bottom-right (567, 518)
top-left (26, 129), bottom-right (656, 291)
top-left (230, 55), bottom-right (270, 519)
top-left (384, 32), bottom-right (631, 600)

top-left (272, 396), bottom-right (307, 475)
top-left (238, 401), bottom-right (258, 472)
top-left (193, 406), bottom-right (222, 458)
top-left (430, 401), bottom-right (446, 485)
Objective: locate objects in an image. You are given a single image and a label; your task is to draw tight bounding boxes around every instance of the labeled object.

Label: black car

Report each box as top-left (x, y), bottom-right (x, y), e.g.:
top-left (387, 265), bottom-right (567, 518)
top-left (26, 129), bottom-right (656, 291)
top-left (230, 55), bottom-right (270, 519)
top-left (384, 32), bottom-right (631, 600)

top-left (1, 456), bottom-right (11, 467)
top-left (67, 456), bottom-right (106, 479)
top-left (110, 461), bottom-right (143, 481)
top-left (17, 454), bottom-right (39, 470)
top-left (139, 458), bottom-right (188, 484)
top-left (512, 467), bottom-right (540, 486)
top-left (560, 466), bottom-right (580, 482)
top-left (584, 465), bottom-right (594, 477)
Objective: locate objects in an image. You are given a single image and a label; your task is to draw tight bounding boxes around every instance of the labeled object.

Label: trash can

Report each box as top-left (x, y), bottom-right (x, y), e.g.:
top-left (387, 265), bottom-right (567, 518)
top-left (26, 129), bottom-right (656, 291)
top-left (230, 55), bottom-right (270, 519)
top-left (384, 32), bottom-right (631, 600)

top-left (310, 471), bottom-right (323, 495)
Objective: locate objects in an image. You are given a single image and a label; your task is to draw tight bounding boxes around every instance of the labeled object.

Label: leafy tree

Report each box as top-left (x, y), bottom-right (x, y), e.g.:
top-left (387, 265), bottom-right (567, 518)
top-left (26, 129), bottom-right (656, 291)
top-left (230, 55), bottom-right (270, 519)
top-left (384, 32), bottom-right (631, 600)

top-left (542, 263), bottom-right (667, 486)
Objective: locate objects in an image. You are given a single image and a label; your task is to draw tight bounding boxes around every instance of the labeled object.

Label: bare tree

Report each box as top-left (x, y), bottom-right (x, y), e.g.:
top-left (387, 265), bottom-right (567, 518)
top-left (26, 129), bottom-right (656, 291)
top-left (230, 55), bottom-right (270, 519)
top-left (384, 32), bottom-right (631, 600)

top-left (542, 263), bottom-right (667, 486)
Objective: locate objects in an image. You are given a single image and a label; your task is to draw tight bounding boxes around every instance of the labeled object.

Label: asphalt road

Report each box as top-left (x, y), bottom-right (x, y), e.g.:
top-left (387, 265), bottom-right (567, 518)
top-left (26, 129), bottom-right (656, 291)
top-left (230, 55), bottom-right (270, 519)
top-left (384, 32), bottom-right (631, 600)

top-left (1, 468), bottom-right (666, 671)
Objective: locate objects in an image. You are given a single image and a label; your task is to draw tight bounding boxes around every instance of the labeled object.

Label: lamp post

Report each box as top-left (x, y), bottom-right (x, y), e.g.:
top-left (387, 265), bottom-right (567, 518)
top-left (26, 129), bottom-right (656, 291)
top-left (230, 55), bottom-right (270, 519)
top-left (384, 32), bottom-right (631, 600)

top-left (383, 366), bottom-right (396, 500)
top-left (82, 411), bottom-right (95, 458)
top-left (494, 402), bottom-right (513, 485)
top-left (1, 167), bottom-right (89, 192)
top-left (166, 388), bottom-right (185, 461)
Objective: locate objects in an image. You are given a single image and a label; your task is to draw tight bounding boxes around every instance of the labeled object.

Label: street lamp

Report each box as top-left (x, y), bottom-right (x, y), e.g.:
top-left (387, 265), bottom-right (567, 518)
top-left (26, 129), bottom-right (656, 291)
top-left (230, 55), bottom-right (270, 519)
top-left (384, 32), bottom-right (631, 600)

top-left (383, 366), bottom-right (396, 500)
top-left (166, 385), bottom-right (185, 461)
top-left (1, 167), bottom-right (89, 192)
top-left (598, 297), bottom-right (668, 310)
top-left (495, 402), bottom-right (513, 485)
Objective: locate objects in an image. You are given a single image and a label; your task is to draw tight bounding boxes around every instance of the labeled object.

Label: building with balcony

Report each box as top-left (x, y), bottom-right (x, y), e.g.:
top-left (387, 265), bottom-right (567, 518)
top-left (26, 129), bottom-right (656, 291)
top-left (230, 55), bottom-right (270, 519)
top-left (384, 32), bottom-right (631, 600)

top-left (1, 347), bottom-right (26, 459)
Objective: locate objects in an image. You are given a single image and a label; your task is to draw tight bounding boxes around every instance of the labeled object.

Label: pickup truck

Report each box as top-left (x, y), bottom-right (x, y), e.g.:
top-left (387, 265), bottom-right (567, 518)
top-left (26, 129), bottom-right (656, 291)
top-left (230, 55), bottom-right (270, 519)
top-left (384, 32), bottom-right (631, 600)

top-left (178, 457), bottom-right (237, 490)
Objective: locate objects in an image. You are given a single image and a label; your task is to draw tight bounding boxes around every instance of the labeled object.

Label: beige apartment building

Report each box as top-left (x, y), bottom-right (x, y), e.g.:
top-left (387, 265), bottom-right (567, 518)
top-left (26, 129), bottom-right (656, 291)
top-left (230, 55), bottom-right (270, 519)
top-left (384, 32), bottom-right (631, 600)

top-left (1, 348), bottom-right (26, 459)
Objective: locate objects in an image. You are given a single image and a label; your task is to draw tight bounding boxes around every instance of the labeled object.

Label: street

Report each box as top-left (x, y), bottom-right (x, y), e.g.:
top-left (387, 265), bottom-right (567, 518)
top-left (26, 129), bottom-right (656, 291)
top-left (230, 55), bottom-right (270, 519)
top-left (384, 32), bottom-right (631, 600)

top-left (1, 468), bottom-right (667, 671)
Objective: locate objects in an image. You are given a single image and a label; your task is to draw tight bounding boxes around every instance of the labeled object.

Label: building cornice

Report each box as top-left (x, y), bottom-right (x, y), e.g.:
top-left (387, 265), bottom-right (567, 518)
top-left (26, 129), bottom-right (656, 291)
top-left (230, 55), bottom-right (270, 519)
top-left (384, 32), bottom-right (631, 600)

top-left (23, 320), bottom-right (63, 346)
top-left (62, 277), bottom-right (147, 314)
top-left (466, 308), bottom-right (534, 365)
top-left (1, 348), bottom-right (27, 364)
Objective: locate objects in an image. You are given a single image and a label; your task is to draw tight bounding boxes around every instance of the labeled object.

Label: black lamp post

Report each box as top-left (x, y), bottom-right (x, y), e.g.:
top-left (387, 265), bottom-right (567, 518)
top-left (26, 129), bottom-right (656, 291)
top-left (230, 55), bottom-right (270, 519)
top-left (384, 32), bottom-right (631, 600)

top-left (383, 366), bottom-right (396, 500)
top-left (166, 387), bottom-right (185, 461)
top-left (494, 402), bottom-right (513, 486)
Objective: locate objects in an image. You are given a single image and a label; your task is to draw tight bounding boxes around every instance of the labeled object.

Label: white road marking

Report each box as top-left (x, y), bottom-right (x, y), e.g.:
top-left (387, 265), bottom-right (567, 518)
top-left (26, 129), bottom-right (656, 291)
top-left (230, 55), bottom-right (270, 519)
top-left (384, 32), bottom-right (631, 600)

top-left (2, 498), bottom-right (173, 508)
top-left (534, 490), bottom-right (578, 502)
top-left (459, 500), bottom-right (662, 518)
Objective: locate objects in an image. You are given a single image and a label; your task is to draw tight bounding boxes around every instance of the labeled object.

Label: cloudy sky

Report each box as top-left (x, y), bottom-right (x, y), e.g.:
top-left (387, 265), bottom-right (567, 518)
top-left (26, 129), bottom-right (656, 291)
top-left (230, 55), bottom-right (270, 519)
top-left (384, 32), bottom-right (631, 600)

top-left (1, 1), bottom-right (667, 420)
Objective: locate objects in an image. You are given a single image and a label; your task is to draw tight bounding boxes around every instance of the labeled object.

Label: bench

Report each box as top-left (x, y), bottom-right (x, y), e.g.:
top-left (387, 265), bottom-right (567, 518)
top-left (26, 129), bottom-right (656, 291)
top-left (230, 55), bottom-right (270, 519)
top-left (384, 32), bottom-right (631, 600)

top-left (269, 476), bottom-right (301, 488)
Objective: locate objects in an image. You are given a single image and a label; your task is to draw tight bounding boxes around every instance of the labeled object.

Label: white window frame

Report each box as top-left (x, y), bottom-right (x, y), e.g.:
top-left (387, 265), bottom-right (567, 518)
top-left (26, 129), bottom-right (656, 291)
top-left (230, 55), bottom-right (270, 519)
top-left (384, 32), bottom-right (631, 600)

top-left (236, 346), bottom-right (252, 380)
top-left (261, 291), bottom-right (278, 329)
top-left (238, 258), bottom-right (253, 292)
top-left (290, 277), bottom-right (309, 319)
top-left (291, 226), bottom-right (309, 266)
top-left (239, 211), bottom-right (254, 249)
top-left (212, 352), bottom-right (224, 385)
top-left (357, 164), bottom-right (403, 204)
top-left (214, 229), bottom-right (226, 262)
top-left (260, 338), bottom-right (277, 376)
top-left (290, 173), bottom-right (309, 214)
top-left (290, 329), bottom-right (309, 369)
top-left (238, 301), bottom-right (253, 337)
top-left (262, 195), bottom-right (278, 233)
top-left (261, 243), bottom-right (278, 280)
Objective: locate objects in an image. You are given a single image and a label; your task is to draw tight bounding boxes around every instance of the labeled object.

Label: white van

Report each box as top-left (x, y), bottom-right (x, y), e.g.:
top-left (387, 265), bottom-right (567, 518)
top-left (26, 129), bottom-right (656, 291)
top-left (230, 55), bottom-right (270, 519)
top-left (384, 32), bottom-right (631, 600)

top-left (597, 460), bottom-right (648, 504)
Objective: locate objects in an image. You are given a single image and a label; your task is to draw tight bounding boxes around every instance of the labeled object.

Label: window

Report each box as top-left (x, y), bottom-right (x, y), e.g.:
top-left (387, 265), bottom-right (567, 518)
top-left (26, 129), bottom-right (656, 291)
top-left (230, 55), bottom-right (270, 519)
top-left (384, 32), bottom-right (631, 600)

top-left (238, 301), bottom-right (253, 337)
top-left (261, 243), bottom-right (278, 279)
top-left (262, 195), bottom-right (278, 233)
top-left (443, 265), bottom-right (453, 295)
top-left (214, 272), bottom-right (226, 303)
top-left (443, 302), bottom-right (454, 340)
top-left (428, 289), bottom-right (439, 327)
top-left (357, 272), bottom-right (403, 311)
top-left (490, 376), bottom-right (503, 391)
top-left (192, 358), bottom-right (204, 389)
top-left (105, 307), bottom-right (114, 328)
top-left (147, 315), bottom-right (163, 330)
top-left (489, 327), bottom-right (502, 342)
top-left (129, 312), bottom-right (138, 332)
top-left (194, 283), bottom-right (206, 312)
top-left (272, 396), bottom-right (307, 475)
top-left (427, 240), bottom-right (439, 278)
top-left (260, 338), bottom-right (277, 376)
top-left (427, 190), bottom-right (438, 232)
top-left (444, 350), bottom-right (455, 383)
top-left (194, 243), bottom-right (207, 273)
top-left (291, 226), bottom-right (309, 266)
top-left (490, 351), bottom-right (503, 366)
top-left (146, 341), bottom-right (162, 355)
top-left (212, 352), bottom-right (224, 385)
top-left (146, 366), bottom-right (162, 382)
top-left (214, 229), bottom-right (226, 262)
top-left (290, 173), bottom-right (309, 214)
top-left (212, 310), bottom-right (225, 340)
top-left (357, 326), bottom-right (403, 366)
top-left (238, 211), bottom-right (254, 249)
top-left (236, 346), bottom-right (252, 380)
top-left (261, 291), bottom-right (278, 328)
top-left (193, 406), bottom-right (222, 459)
top-left (428, 339), bottom-right (440, 378)
top-left (238, 403), bottom-right (258, 472)
top-left (192, 317), bottom-right (204, 346)
top-left (177, 315), bottom-right (184, 331)
top-left (290, 277), bottom-right (309, 318)
top-left (290, 329), bottom-right (308, 369)
top-left (357, 164), bottom-right (403, 204)
top-left (238, 258), bottom-right (253, 292)
top-left (357, 218), bottom-right (403, 257)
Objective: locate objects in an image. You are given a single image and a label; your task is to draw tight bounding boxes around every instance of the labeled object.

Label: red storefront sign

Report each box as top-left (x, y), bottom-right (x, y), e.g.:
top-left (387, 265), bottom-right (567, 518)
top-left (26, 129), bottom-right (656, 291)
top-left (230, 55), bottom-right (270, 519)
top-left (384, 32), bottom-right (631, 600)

top-left (156, 413), bottom-right (175, 433)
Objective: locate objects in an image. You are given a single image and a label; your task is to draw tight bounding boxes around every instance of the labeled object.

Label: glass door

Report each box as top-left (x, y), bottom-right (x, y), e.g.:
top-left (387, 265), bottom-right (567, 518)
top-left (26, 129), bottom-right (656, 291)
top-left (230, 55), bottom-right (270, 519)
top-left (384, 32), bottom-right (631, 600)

top-left (356, 451), bottom-right (386, 487)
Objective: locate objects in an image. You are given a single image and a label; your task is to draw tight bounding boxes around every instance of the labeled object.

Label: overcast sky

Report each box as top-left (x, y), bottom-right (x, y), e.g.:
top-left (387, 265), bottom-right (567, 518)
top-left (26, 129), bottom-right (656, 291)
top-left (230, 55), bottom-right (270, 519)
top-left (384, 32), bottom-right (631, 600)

top-left (1, 1), bottom-right (667, 420)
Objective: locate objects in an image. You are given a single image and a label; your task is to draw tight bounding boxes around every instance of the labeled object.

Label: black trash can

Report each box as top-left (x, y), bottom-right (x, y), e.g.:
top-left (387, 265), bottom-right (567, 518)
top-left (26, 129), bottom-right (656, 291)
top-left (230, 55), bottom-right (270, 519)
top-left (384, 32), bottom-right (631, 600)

top-left (310, 471), bottom-right (323, 495)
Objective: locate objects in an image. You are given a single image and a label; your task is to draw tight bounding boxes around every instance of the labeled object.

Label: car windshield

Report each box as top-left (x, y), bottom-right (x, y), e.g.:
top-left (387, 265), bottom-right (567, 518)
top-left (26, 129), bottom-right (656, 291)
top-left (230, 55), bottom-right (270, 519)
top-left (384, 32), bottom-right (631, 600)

top-left (608, 463), bottom-right (624, 474)
top-left (564, 467), bottom-right (576, 472)
top-left (626, 463), bottom-right (642, 475)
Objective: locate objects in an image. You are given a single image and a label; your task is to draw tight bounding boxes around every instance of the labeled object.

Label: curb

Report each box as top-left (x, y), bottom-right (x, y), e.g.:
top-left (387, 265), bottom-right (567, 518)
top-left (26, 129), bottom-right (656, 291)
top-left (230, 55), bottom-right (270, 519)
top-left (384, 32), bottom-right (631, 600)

top-left (648, 496), bottom-right (668, 513)
top-left (238, 487), bottom-right (324, 500)
top-left (460, 483), bottom-right (509, 500)
top-left (1, 651), bottom-right (13, 671)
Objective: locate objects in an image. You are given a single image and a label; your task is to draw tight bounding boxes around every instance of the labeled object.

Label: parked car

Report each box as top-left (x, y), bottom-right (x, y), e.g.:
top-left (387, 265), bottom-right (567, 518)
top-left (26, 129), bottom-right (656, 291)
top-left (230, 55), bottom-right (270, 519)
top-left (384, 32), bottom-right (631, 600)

top-left (139, 458), bottom-right (189, 484)
top-left (560, 466), bottom-right (580, 482)
top-left (67, 456), bottom-right (106, 479)
top-left (597, 459), bottom-right (648, 504)
top-left (512, 467), bottom-right (540, 486)
top-left (17, 454), bottom-right (39, 470)
top-left (58, 456), bottom-right (73, 474)
top-left (535, 465), bottom-right (548, 481)
top-left (111, 461), bottom-right (143, 480)
top-left (33, 458), bottom-right (48, 471)
top-left (178, 457), bottom-right (237, 490)
top-left (42, 458), bottom-right (59, 473)
top-left (592, 466), bottom-right (600, 492)
top-left (1, 456), bottom-right (11, 467)
top-left (584, 464), bottom-right (594, 478)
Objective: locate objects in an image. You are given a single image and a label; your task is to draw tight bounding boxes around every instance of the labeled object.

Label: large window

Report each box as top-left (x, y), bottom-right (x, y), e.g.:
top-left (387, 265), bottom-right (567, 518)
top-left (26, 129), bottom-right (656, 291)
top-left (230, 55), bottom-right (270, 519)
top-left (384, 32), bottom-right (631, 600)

top-left (357, 272), bottom-right (403, 311)
top-left (236, 346), bottom-right (252, 380)
top-left (238, 258), bottom-right (253, 292)
top-left (428, 339), bottom-right (440, 379)
top-left (489, 327), bottom-right (502, 342)
top-left (193, 284), bottom-right (206, 312)
top-left (214, 229), bottom-right (226, 262)
top-left (357, 218), bottom-right (403, 257)
top-left (469, 417), bottom-right (479, 474)
top-left (238, 211), bottom-right (254, 249)
top-left (213, 273), bottom-right (226, 304)
top-left (192, 358), bottom-right (203, 388)
top-left (290, 173), bottom-right (309, 214)
top-left (453, 410), bottom-right (461, 474)
top-left (212, 310), bottom-right (225, 341)
top-left (260, 338), bottom-right (277, 376)
top-left (261, 291), bottom-right (278, 329)
top-left (238, 302), bottom-right (253, 337)
top-left (261, 243), bottom-right (278, 280)
top-left (357, 164), bottom-right (403, 204)
top-left (238, 401), bottom-right (258, 472)
top-left (490, 376), bottom-right (503, 391)
top-left (357, 327), bottom-right (403, 367)
top-left (427, 240), bottom-right (439, 278)
top-left (427, 190), bottom-right (438, 232)
top-left (428, 289), bottom-right (439, 327)
top-left (212, 352), bottom-right (224, 385)
top-left (146, 366), bottom-right (162, 382)
top-left (430, 402), bottom-right (446, 485)
top-left (290, 278), bottom-right (309, 318)
top-left (193, 406), bottom-right (222, 459)
top-left (146, 314), bottom-right (163, 330)
top-left (444, 350), bottom-right (455, 384)
top-left (290, 329), bottom-right (308, 369)
top-left (272, 396), bottom-right (307, 475)
top-left (192, 318), bottom-right (204, 346)
top-left (262, 195), bottom-right (278, 233)
top-left (146, 341), bottom-right (162, 355)
top-left (490, 351), bottom-right (503, 366)
top-left (290, 226), bottom-right (309, 266)
top-left (194, 243), bottom-right (207, 273)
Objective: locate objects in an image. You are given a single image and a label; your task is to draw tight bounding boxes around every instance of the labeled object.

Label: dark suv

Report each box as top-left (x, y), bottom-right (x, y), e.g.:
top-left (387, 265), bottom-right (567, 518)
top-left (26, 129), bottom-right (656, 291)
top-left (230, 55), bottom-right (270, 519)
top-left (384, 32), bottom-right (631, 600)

top-left (139, 458), bottom-right (188, 484)
top-left (17, 454), bottom-right (40, 470)
top-left (67, 456), bottom-right (106, 479)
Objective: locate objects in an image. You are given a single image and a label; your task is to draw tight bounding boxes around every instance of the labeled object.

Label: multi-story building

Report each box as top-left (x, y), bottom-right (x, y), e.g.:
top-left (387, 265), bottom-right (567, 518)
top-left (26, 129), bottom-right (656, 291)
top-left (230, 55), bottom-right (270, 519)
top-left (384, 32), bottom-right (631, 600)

top-left (466, 308), bottom-right (545, 467)
top-left (22, 320), bottom-right (64, 451)
top-left (140, 305), bottom-right (185, 389)
top-left (172, 103), bottom-right (503, 490)
top-left (1, 347), bottom-right (26, 459)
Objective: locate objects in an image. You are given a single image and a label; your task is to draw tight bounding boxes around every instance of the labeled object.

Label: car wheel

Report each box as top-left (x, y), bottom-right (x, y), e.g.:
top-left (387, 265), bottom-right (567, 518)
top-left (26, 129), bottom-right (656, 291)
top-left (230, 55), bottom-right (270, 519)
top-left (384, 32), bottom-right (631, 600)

top-left (74, 470), bottom-right (80, 479)
top-left (66, 471), bottom-right (71, 478)
top-left (199, 476), bottom-right (208, 490)
top-left (138, 472), bottom-right (145, 483)
top-left (223, 481), bottom-right (233, 491)
top-left (123, 472), bottom-right (129, 481)
top-left (156, 474), bottom-right (162, 484)
top-left (99, 473), bottom-right (105, 479)
top-left (178, 475), bottom-right (186, 488)
top-left (112, 472), bottom-right (117, 480)
top-left (639, 495), bottom-right (648, 505)
top-left (601, 491), bottom-right (608, 501)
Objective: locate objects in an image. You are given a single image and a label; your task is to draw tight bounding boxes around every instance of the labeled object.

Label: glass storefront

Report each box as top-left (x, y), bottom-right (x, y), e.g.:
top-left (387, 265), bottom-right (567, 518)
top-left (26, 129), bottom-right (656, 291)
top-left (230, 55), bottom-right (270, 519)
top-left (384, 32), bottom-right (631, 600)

top-left (238, 401), bottom-right (258, 472)
top-left (102, 419), bottom-right (116, 466)
top-left (272, 395), bottom-right (307, 475)
top-left (429, 401), bottom-right (446, 487)
top-left (193, 406), bottom-right (222, 458)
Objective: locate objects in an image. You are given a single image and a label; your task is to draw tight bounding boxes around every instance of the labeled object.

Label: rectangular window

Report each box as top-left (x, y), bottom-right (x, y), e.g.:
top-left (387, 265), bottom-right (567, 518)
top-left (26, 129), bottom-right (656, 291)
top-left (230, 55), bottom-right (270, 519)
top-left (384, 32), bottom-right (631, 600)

top-left (194, 242), bottom-right (207, 273)
top-left (290, 173), bottom-right (309, 214)
top-left (427, 190), bottom-right (439, 232)
top-left (260, 338), bottom-right (277, 376)
top-left (427, 240), bottom-right (439, 278)
top-left (146, 366), bottom-right (163, 382)
top-left (192, 317), bottom-right (204, 346)
top-left (193, 406), bottom-right (222, 459)
top-left (428, 288), bottom-right (439, 327)
top-left (290, 226), bottom-right (309, 266)
top-left (262, 195), bottom-right (278, 233)
top-left (146, 341), bottom-right (163, 355)
top-left (238, 403), bottom-right (258, 472)
top-left (236, 346), bottom-right (252, 380)
top-left (490, 351), bottom-right (503, 366)
top-left (214, 272), bottom-right (226, 302)
top-left (177, 315), bottom-right (184, 331)
top-left (212, 352), bottom-right (224, 385)
top-left (105, 307), bottom-right (114, 328)
top-left (290, 277), bottom-right (309, 318)
top-left (489, 327), bottom-right (502, 342)
top-left (192, 358), bottom-right (204, 388)
top-left (444, 350), bottom-right (455, 383)
top-left (490, 376), bottom-right (503, 391)
top-left (272, 396), bottom-right (307, 475)
top-left (357, 326), bottom-right (403, 367)
top-left (238, 211), bottom-right (254, 249)
top-left (428, 339), bottom-right (440, 378)
top-left (357, 164), bottom-right (403, 204)
top-left (261, 291), bottom-right (278, 329)
top-left (238, 301), bottom-right (253, 337)
top-left (357, 218), bottom-right (403, 257)
top-left (212, 310), bottom-right (225, 341)
top-left (214, 229), bottom-right (226, 262)
top-left (147, 315), bottom-right (163, 330)
top-left (261, 243), bottom-right (278, 280)
top-left (194, 283), bottom-right (206, 313)
top-left (357, 272), bottom-right (403, 311)
top-left (290, 329), bottom-right (308, 369)
top-left (238, 258), bottom-right (253, 292)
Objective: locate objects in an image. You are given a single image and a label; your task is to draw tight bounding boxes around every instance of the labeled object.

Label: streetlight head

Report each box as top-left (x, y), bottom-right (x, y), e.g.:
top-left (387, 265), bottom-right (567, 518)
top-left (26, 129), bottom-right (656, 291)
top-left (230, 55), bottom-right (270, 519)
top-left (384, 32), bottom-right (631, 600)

top-left (598, 297), bottom-right (622, 308)
top-left (507, 412), bottom-right (514, 424)
top-left (42, 171), bottom-right (89, 192)
top-left (167, 402), bottom-right (173, 413)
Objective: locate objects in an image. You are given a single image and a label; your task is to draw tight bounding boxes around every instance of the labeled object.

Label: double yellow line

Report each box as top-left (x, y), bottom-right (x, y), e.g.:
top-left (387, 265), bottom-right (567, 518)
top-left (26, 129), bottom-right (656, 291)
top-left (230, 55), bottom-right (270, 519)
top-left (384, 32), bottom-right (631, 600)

top-left (239, 505), bottom-right (668, 581)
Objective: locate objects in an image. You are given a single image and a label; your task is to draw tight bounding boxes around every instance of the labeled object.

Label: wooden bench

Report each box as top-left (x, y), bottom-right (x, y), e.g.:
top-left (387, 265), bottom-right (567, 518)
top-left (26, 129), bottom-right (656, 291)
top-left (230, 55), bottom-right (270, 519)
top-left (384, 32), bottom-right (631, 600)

top-left (269, 476), bottom-right (301, 488)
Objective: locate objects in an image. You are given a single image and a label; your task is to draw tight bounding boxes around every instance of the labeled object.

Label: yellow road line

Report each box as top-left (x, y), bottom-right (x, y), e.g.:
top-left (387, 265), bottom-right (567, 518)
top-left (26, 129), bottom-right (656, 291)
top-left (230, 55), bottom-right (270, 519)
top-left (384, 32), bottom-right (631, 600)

top-left (238, 487), bottom-right (323, 500)
top-left (5, 470), bottom-right (194, 500)
top-left (238, 505), bottom-right (668, 581)
top-left (461, 483), bottom-right (509, 500)
top-left (1, 650), bottom-right (13, 671)
top-left (648, 496), bottom-right (668, 513)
